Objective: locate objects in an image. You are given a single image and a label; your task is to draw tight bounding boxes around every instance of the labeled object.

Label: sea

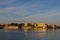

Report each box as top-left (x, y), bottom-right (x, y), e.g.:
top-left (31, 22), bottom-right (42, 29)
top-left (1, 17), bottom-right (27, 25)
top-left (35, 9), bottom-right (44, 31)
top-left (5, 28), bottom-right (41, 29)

top-left (0, 29), bottom-right (60, 40)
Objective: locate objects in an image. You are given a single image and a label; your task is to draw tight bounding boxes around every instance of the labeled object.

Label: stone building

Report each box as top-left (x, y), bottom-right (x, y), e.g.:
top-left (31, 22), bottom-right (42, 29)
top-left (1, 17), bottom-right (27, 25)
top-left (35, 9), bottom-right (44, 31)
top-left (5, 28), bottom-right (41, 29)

top-left (33, 23), bottom-right (47, 29)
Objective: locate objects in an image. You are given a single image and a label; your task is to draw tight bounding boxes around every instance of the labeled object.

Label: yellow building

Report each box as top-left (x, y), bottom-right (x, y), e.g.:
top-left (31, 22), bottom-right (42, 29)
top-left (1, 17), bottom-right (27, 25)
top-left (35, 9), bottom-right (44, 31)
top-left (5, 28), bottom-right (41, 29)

top-left (22, 23), bottom-right (31, 32)
top-left (4, 25), bottom-right (18, 30)
top-left (33, 23), bottom-right (47, 29)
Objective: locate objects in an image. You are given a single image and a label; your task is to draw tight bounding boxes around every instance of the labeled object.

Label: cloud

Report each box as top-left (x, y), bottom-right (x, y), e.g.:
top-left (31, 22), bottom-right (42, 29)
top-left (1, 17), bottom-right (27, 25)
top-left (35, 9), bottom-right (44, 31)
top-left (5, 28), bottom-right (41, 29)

top-left (0, 0), bottom-right (16, 5)
top-left (23, 9), bottom-right (60, 19)
top-left (0, 1), bottom-right (46, 18)
top-left (0, 0), bottom-right (60, 24)
top-left (21, 9), bottom-right (60, 23)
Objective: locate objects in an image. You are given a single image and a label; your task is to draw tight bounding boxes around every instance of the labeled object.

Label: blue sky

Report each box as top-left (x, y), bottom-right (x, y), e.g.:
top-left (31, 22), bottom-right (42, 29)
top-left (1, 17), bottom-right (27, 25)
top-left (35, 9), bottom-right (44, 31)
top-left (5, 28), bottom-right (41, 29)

top-left (0, 0), bottom-right (60, 24)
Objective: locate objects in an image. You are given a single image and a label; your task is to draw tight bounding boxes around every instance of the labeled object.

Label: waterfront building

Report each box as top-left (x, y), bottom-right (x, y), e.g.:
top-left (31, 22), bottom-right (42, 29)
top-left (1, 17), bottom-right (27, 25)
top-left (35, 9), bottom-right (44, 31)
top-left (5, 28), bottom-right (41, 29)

top-left (4, 25), bottom-right (18, 30)
top-left (33, 23), bottom-right (47, 30)
top-left (49, 24), bottom-right (57, 28)
top-left (22, 23), bottom-right (32, 31)
top-left (36, 23), bottom-right (47, 29)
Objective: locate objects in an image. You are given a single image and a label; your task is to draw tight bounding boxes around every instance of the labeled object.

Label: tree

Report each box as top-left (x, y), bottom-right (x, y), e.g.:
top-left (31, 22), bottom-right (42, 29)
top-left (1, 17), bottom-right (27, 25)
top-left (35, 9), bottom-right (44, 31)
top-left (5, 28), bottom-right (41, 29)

top-left (18, 23), bottom-right (25, 30)
top-left (10, 23), bottom-right (18, 26)
top-left (27, 23), bottom-right (32, 26)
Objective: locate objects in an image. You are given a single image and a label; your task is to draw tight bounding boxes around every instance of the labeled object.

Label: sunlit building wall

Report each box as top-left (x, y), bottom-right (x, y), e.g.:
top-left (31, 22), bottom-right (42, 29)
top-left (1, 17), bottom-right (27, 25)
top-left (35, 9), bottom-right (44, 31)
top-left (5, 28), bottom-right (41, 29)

top-left (34, 23), bottom-right (47, 29)
top-left (22, 23), bottom-right (31, 31)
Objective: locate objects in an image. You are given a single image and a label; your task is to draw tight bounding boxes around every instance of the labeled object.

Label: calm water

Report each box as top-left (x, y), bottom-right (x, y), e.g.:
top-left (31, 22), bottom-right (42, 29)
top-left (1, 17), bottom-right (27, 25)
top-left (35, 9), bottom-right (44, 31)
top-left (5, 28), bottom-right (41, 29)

top-left (0, 29), bottom-right (60, 40)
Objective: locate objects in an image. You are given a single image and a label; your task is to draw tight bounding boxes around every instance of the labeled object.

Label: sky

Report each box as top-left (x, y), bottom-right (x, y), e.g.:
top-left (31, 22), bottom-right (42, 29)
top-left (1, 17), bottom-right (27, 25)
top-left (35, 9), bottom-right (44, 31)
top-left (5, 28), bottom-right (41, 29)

top-left (0, 0), bottom-right (60, 24)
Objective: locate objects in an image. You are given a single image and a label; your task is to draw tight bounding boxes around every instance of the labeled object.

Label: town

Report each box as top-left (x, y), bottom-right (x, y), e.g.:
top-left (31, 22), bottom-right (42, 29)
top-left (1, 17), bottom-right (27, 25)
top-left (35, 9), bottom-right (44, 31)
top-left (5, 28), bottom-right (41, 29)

top-left (0, 23), bottom-right (60, 32)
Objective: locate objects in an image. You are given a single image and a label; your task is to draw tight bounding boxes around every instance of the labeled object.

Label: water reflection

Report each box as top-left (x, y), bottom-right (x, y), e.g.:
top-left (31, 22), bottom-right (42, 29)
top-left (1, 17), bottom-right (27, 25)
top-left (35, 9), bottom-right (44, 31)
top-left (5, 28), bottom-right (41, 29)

top-left (24, 29), bottom-right (59, 40)
top-left (47, 28), bottom-right (57, 32)
top-left (0, 29), bottom-right (60, 40)
top-left (3, 28), bottom-right (57, 33)
top-left (35, 28), bottom-right (46, 32)
top-left (21, 29), bottom-right (47, 32)
top-left (5, 29), bottom-right (19, 32)
top-left (24, 32), bottom-right (47, 40)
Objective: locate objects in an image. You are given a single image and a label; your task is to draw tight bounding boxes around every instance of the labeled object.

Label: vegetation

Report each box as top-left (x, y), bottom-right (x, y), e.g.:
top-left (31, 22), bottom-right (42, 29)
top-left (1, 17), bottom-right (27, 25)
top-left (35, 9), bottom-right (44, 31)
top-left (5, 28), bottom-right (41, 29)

top-left (0, 23), bottom-right (59, 30)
